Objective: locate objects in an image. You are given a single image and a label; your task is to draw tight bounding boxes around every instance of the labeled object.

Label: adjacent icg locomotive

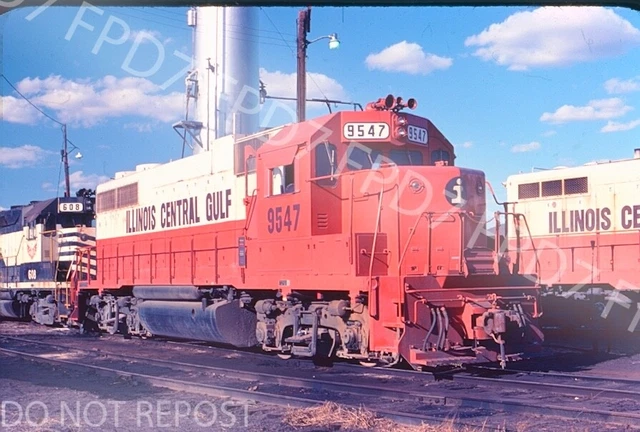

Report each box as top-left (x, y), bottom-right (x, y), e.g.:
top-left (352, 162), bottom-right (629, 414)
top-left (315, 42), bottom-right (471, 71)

top-left (0, 194), bottom-right (96, 325)
top-left (41, 95), bottom-right (541, 370)
top-left (504, 151), bottom-right (640, 333)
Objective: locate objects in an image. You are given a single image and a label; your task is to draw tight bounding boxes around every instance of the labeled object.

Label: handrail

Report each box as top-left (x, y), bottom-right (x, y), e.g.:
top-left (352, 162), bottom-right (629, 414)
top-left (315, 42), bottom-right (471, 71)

top-left (515, 213), bottom-right (541, 282)
top-left (397, 211), bottom-right (464, 275)
top-left (398, 212), bottom-right (428, 270)
top-left (349, 177), bottom-right (354, 265)
top-left (495, 211), bottom-right (541, 282)
top-left (458, 213), bottom-right (465, 275)
top-left (243, 189), bottom-right (259, 234)
top-left (368, 172), bottom-right (385, 280)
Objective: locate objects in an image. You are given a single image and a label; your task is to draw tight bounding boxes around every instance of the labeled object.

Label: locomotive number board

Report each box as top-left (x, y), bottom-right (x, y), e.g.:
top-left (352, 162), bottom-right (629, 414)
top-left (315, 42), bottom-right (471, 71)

top-left (407, 125), bottom-right (428, 144)
top-left (343, 122), bottom-right (390, 140)
top-left (59, 202), bottom-right (84, 212)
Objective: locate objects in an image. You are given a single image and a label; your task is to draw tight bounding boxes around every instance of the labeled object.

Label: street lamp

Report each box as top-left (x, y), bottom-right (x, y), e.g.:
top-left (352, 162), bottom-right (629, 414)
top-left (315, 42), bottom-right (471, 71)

top-left (296, 7), bottom-right (340, 123)
top-left (307, 33), bottom-right (340, 50)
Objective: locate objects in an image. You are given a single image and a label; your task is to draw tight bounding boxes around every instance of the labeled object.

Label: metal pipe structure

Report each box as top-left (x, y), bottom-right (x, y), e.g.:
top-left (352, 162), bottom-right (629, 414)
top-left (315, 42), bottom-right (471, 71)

top-left (192, 7), bottom-right (260, 153)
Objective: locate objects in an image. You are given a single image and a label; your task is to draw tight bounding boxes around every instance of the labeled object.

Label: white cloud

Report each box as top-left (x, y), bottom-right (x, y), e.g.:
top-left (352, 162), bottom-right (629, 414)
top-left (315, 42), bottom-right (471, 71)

top-left (540, 98), bottom-right (633, 124)
top-left (462, 141), bottom-right (473, 148)
top-left (66, 171), bottom-right (110, 191)
top-left (2, 75), bottom-right (183, 127)
top-left (259, 68), bottom-right (347, 112)
top-left (511, 141), bottom-right (541, 153)
top-left (542, 130), bottom-right (557, 137)
top-left (601, 119), bottom-right (640, 132)
top-left (604, 77), bottom-right (640, 94)
top-left (465, 7), bottom-right (640, 71)
top-left (0, 96), bottom-right (43, 125)
top-left (365, 41), bottom-right (453, 75)
top-left (0, 206), bottom-right (6, 211)
top-left (0, 145), bottom-right (56, 169)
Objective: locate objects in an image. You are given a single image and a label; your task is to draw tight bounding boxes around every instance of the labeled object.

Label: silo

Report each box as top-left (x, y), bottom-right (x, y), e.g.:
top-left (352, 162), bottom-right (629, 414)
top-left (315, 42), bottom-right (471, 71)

top-left (189, 7), bottom-right (260, 153)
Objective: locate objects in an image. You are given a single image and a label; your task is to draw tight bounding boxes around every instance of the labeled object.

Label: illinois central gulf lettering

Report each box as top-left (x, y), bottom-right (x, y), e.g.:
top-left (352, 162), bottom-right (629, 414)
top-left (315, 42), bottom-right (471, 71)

top-left (548, 208), bottom-right (611, 233)
top-left (621, 205), bottom-right (640, 229)
top-left (160, 197), bottom-right (201, 229)
top-left (206, 189), bottom-right (232, 221)
top-left (126, 205), bottom-right (156, 233)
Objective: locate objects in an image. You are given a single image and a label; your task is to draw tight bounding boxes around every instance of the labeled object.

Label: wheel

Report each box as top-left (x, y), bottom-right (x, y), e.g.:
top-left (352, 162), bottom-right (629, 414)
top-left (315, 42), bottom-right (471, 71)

top-left (277, 353), bottom-right (292, 360)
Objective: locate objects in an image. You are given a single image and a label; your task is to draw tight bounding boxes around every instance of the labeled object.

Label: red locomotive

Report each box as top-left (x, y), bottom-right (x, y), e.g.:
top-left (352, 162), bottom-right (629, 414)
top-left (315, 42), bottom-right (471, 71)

top-left (74, 95), bottom-right (544, 369)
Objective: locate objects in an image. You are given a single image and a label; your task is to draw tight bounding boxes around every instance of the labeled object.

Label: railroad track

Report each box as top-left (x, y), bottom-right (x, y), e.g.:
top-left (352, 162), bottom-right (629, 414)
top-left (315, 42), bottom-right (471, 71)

top-left (1, 334), bottom-right (640, 429)
top-left (342, 362), bottom-right (640, 402)
top-left (0, 335), bottom-right (484, 431)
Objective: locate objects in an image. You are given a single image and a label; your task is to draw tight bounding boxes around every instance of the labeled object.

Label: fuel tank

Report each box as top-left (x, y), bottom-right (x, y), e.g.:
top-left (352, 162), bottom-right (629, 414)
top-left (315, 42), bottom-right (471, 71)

top-left (0, 300), bottom-right (23, 318)
top-left (0, 290), bottom-right (17, 301)
top-left (136, 299), bottom-right (258, 347)
top-left (132, 286), bottom-right (204, 301)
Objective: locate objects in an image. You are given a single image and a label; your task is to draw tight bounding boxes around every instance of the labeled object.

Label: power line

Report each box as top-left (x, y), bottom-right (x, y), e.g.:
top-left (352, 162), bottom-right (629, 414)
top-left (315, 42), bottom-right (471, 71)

top-left (1, 74), bottom-right (63, 126)
top-left (131, 7), bottom-right (296, 38)
top-left (113, 9), bottom-right (294, 48)
top-left (1, 74), bottom-right (75, 197)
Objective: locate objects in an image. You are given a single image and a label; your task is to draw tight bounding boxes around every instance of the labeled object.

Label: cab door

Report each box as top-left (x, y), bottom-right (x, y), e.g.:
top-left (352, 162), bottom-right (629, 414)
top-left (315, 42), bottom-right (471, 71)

top-left (250, 143), bottom-right (312, 275)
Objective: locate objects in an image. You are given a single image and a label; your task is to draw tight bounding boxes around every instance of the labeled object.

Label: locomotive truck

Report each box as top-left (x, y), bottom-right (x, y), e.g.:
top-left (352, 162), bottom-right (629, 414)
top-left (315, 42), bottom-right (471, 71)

top-left (69, 95), bottom-right (545, 369)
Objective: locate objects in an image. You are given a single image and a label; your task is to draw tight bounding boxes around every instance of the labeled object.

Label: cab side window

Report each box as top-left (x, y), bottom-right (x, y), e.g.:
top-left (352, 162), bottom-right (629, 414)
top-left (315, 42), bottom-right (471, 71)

top-left (271, 163), bottom-right (295, 196)
top-left (315, 142), bottom-right (337, 187)
top-left (283, 164), bottom-right (295, 193)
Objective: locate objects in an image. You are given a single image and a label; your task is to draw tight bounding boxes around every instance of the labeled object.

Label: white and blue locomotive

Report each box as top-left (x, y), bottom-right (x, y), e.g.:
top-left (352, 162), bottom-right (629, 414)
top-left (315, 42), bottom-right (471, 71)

top-left (0, 193), bottom-right (96, 325)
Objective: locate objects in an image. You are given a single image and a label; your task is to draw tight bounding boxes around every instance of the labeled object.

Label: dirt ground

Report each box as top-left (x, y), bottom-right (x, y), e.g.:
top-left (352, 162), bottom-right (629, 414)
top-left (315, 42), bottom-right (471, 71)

top-left (1, 320), bottom-right (640, 432)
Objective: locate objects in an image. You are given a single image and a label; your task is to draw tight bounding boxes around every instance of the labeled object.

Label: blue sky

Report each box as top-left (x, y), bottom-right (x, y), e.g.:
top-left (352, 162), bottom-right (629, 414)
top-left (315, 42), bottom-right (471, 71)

top-left (1, 5), bottom-right (640, 211)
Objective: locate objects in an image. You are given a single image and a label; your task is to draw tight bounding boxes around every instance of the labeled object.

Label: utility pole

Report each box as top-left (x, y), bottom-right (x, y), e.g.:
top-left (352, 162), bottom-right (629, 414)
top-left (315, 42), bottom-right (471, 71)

top-left (296, 7), bottom-right (311, 123)
top-left (62, 124), bottom-right (70, 198)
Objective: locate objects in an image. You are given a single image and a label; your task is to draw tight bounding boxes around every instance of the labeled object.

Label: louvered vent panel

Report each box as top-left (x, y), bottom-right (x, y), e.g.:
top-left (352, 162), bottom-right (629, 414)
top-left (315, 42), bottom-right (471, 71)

top-left (317, 213), bottom-right (329, 229)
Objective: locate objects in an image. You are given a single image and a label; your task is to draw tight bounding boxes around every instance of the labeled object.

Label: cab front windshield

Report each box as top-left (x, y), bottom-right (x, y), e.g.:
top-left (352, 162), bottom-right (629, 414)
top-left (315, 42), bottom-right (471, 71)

top-left (346, 145), bottom-right (449, 170)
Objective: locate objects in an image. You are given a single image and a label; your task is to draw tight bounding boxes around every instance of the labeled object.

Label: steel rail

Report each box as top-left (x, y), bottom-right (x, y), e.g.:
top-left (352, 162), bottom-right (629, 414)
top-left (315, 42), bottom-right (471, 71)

top-left (338, 359), bottom-right (640, 396)
top-left (469, 365), bottom-right (640, 386)
top-left (1, 335), bottom-right (639, 427)
top-left (0, 344), bottom-right (497, 431)
top-left (451, 374), bottom-right (640, 402)
top-left (0, 335), bottom-right (447, 405)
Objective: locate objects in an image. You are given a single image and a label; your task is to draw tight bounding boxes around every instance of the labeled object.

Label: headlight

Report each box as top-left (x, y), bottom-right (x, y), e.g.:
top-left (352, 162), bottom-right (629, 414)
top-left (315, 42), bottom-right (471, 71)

top-left (409, 178), bottom-right (425, 193)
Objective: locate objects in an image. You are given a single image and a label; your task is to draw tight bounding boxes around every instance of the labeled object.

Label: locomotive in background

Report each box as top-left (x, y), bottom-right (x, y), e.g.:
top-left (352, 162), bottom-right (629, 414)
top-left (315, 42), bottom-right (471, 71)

top-left (0, 191), bottom-right (96, 325)
top-left (504, 149), bottom-right (640, 333)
